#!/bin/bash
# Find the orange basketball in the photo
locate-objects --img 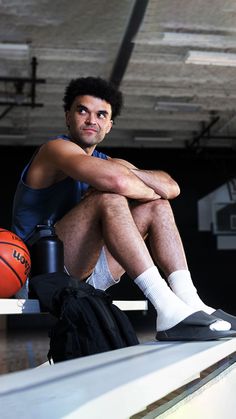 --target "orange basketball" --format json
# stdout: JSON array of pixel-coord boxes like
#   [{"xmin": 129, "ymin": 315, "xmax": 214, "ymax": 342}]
[{"xmin": 0, "ymin": 228, "xmax": 31, "ymax": 298}]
